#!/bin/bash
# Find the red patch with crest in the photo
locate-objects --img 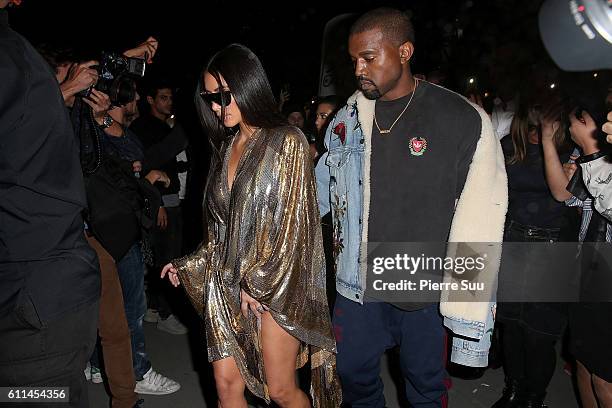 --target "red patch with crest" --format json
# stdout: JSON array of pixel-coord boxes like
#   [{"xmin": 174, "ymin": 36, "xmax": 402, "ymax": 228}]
[{"xmin": 409, "ymin": 137, "xmax": 427, "ymax": 156}]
